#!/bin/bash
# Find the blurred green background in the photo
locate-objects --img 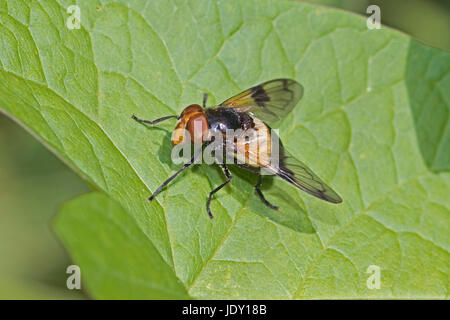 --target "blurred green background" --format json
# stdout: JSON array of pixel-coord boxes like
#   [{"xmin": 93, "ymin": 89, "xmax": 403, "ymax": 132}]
[
  {"xmin": 307, "ymin": 0, "xmax": 450, "ymax": 51},
  {"xmin": 0, "ymin": 0, "xmax": 449, "ymax": 299}
]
